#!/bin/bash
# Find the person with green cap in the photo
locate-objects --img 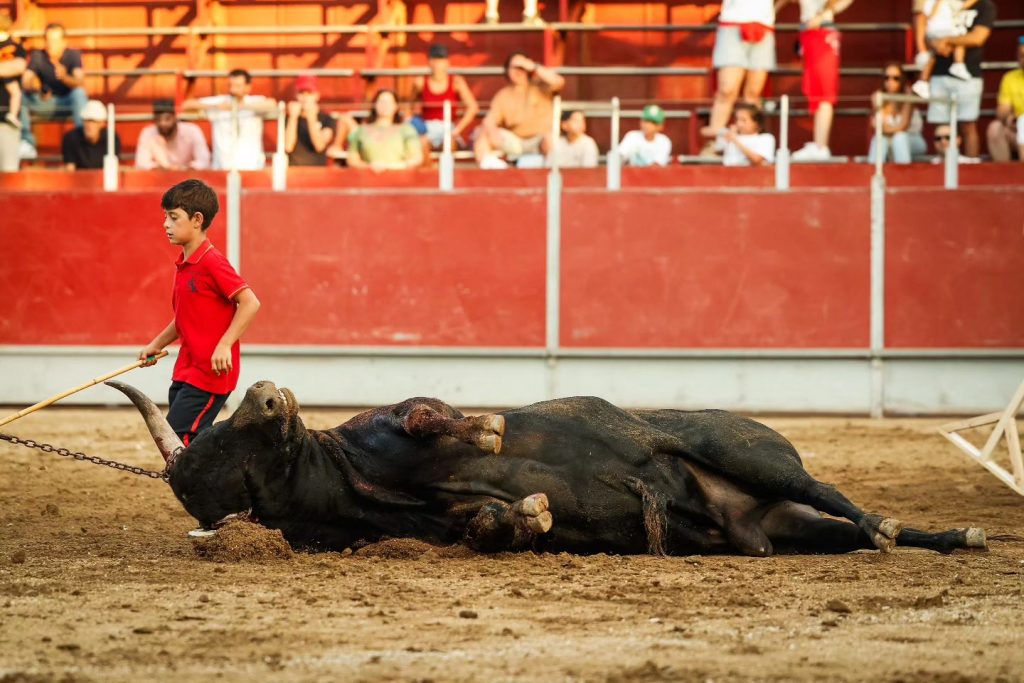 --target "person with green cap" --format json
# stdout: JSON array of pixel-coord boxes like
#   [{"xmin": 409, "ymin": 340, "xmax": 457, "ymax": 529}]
[{"xmin": 617, "ymin": 103, "xmax": 672, "ymax": 167}]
